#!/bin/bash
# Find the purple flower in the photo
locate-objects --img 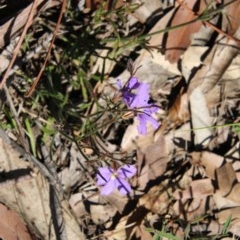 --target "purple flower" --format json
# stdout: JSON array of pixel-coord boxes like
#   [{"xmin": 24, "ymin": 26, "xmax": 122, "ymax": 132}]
[
  {"xmin": 96, "ymin": 165, "xmax": 137, "ymax": 195},
  {"xmin": 129, "ymin": 82, "xmax": 149, "ymax": 108},
  {"xmin": 117, "ymin": 77, "xmax": 160, "ymax": 135},
  {"xmin": 117, "ymin": 77, "xmax": 140, "ymax": 107},
  {"xmin": 129, "ymin": 82, "xmax": 159, "ymax": 135}
]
